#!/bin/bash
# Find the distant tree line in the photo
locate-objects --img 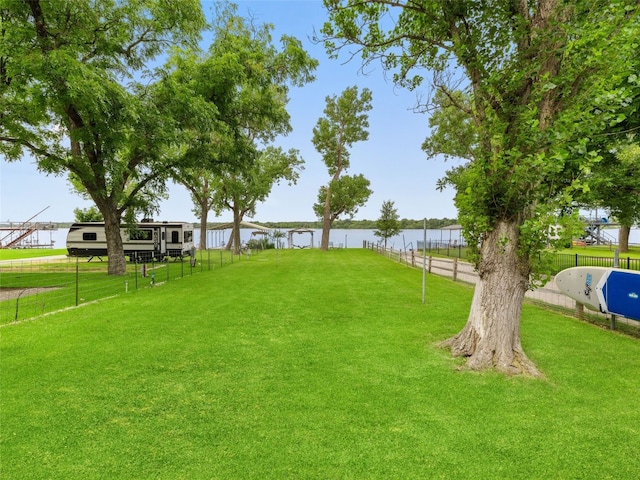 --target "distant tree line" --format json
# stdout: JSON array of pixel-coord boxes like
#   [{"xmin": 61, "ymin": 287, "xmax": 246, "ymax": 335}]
[
  {"xmin": 58, "ymin": 217, "xmax": 458, "ymax": 230},
  {"xmin": 231, "ymin": 218, "xmax": 458, "ymax": 230}
]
